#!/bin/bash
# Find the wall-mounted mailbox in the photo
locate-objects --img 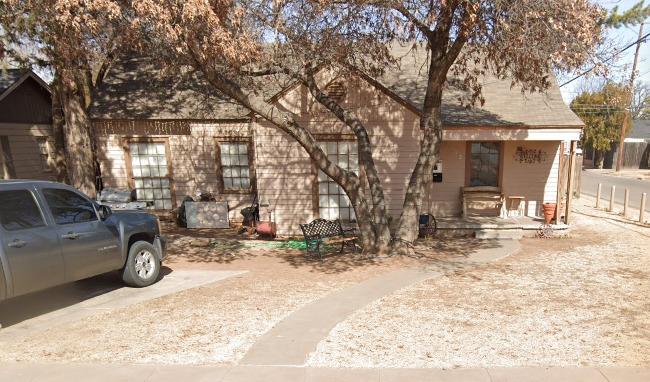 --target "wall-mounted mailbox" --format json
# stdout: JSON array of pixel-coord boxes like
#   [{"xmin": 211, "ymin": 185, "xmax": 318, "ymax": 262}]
[{"xmin": 432, "ymin": 161, "xmax": 443, "ymax": 183}]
